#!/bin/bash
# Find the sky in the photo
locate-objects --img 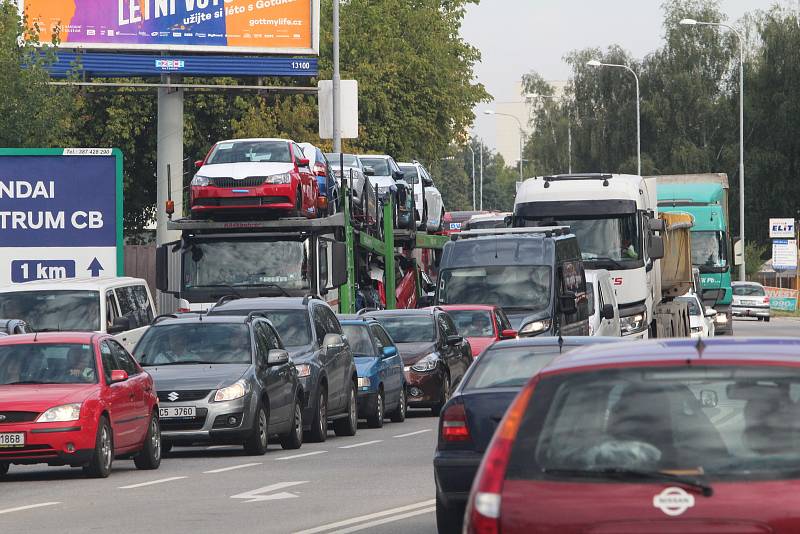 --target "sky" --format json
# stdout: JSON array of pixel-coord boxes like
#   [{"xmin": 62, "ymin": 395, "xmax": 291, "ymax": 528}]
[{"xmin": 462, "ymin": 0, "xmax": 781, "ymax": 149}]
